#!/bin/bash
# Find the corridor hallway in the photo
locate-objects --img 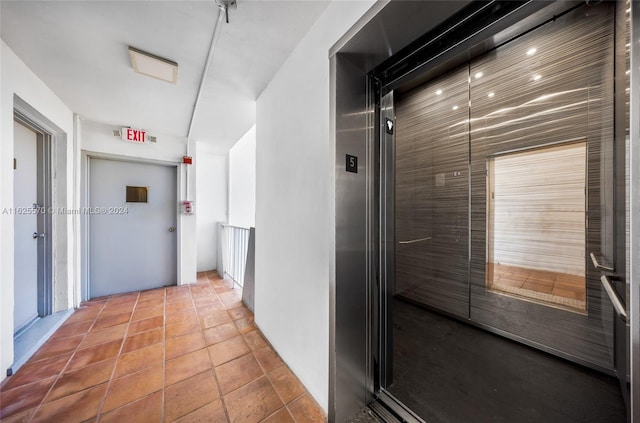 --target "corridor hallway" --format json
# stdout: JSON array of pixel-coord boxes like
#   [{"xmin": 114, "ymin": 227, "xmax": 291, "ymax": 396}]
[{"xmin": 0, "ymin": 272, "xmax": 325, "ymax": 423}]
